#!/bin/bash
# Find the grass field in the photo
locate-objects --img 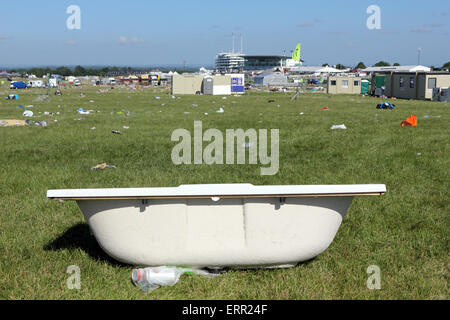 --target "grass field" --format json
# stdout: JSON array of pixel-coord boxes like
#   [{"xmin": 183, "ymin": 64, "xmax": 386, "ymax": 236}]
[{"xmin": 0, "ymin": 85, "xmax": 448, "ymax": 299}]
